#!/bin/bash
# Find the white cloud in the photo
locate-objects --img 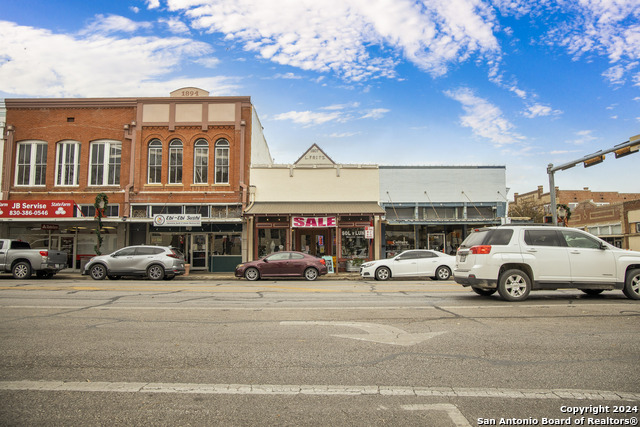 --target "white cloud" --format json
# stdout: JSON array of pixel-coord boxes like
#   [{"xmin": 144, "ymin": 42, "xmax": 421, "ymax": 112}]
[
  {"xmin": 542, "ymin": 0, "xmax": 640, "ymax": 85},
  {"xmin": 274, "ymin": 72, "xmax": 302, "ymax": 80},
  {"xmin": 360, "ymin": 108, "xmax": 389, "ymax": 119},
  {"xmin": 0, "ymin": 20, "xmax": 235, "ymax": 97},
  {"xmin": 146, "ymin": 0, "xmax": 161, "ymax": 9},
  {"xmin": 273, "ymin": 110, "xmax": 343, "ymax": 126},
  {"xmin": 159, "ymin": 17, "xmax": 191, "ymax": 34},
  {"xmin": 80, "ymin": 14, "xmax": 152, "ymax": 35},
  {"xmin": 523, "ymin": 103, "xmax": 562, "ymax": 118},
  {"xmin": 567, "ymin": 130, "xmax": 597, "ymax": 145},
  {"xmin": 326, "ymin": 131, "xmax": 361, "ymax": 138},
  {"xmin": 444, "ymin": 87, "xmax": 525, "ymax": 146},
  {"xmin": 168, "ymin": 0, "xmax": 500, "ymax": 81},
  {"xmin": 273, "ymin": 102, "xmax": 387, "ymax": 126}
]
